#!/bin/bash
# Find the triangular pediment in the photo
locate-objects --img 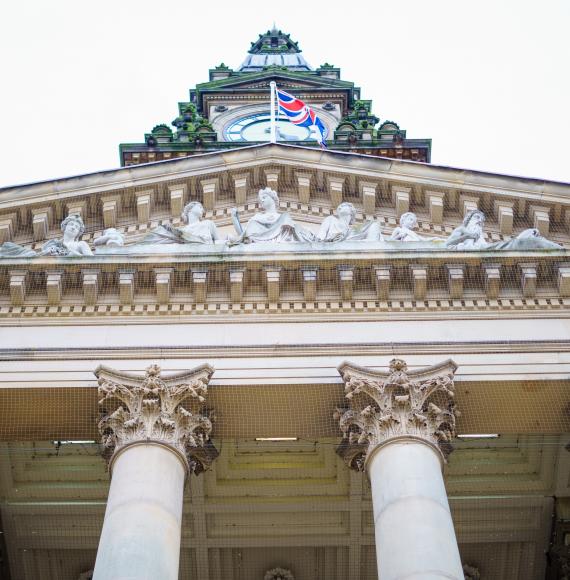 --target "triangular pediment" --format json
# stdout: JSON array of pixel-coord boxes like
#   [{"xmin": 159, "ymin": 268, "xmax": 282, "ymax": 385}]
[
  {"xmin": 1, "ymin": 143, "xmax": 569, "ymax": 252},
  {"xmin": 1, "ymin": 144, "xmax": 570, "ymax": 321},
  {"xmin": 197, "ymin": 71, "xmax": 354, "ymax": 94}
]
